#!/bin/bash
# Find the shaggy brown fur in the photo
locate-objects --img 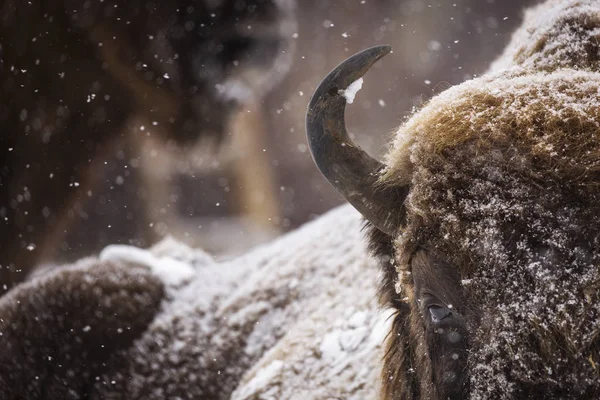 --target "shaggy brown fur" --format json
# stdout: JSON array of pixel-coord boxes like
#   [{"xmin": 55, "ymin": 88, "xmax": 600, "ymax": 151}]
[
  {"xmin": 0, "ymin": 258, "xmax": 164, "ymax": 398},
  {"xmin": 0, "ymin": 0, "xmax": 293, "ymax": 293},
  {"xmin": 378, "ymin": 73, "xmax": 600, "ymax": 398},
  {"xmin": 369, "ymin": 1, "xmax": 600, "ymax": 398}
]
